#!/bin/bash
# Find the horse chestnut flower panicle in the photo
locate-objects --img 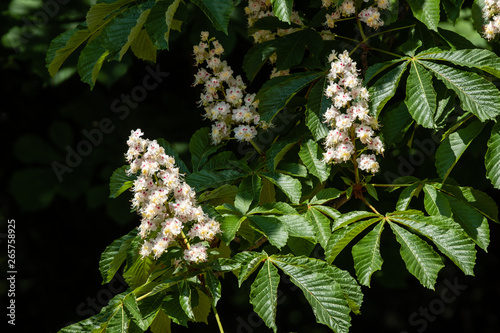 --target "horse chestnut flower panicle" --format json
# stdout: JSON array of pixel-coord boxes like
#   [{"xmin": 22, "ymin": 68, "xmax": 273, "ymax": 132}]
[
  {"xmin": 125, "ymin": 129, "xmax": 221, "ymax": 263},
  {"xmin": 192, "ymin": 32, "xmax": 261, "ymax": 145},
  {"xmin": 322, "ymin": 50, "xmax": 384, "ymax": 174}
]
